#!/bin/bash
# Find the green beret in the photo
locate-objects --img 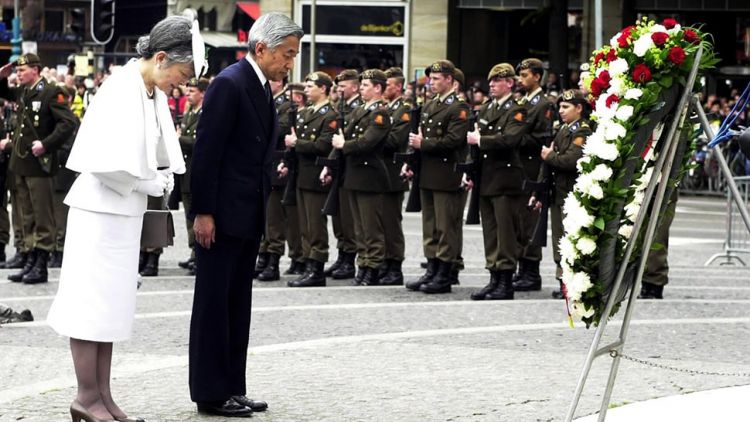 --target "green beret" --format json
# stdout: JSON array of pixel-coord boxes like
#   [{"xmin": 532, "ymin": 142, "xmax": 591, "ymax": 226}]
[
  {"xmin": 15, "ymin": 53, "xmax": 41, "ymax": 68},
  {"xmin": 334, "ymin": 69, "xmax": 359, "ymax": 83},
  {"xmin": 487, "ymin": 63, "xmax": 515, "ymax": 80},
  {"xmin": 359, "ymin": 69, "xmax": 387, "ymax": 84},
  {"xmin": 306, "ymin": 71, "xmax": 333, "ymax": 87},
  {"xmin": 384, "ymin": 67, "xmax": 404, "ymax": 79},
  {"xmin": 425, "ymin": 59, "xmax": 455, "ymax": 77}
]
